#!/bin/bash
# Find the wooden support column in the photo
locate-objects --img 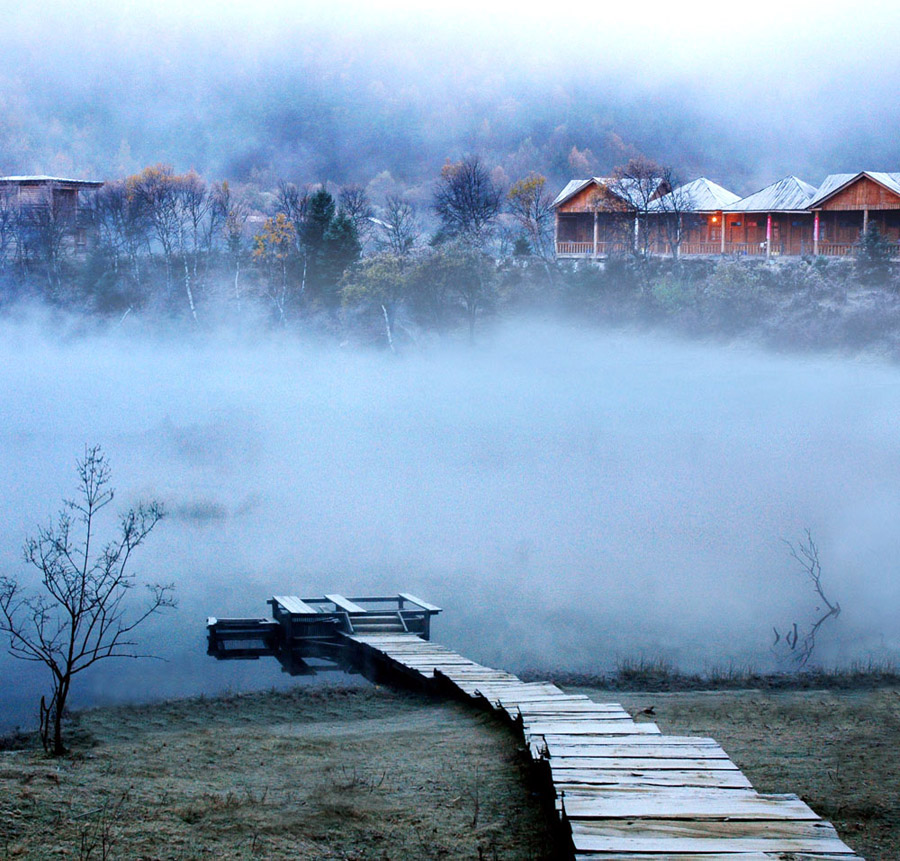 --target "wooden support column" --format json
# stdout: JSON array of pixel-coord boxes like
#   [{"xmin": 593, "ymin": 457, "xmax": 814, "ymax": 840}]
[
  {"xmin": 813, "ymin": 211, "xmax": 819, "ymax": 256},
  {"xmin": 766, "ymin": 213, "xmax": 772, "ymax": 262},
  {"xmin": 633, "ymin": 214, "xmax": 639, "ymax": 253},
  {"xmin": 720, "ymin": 213, "xmax": 726, "ymax": 254},
  {"xmin": 863, "ymin": 207, "xmax": 869, "ymax": 237},
  {"xmin": 593, "ymin": 211, "xmax": 599, "ymax": 257}
]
